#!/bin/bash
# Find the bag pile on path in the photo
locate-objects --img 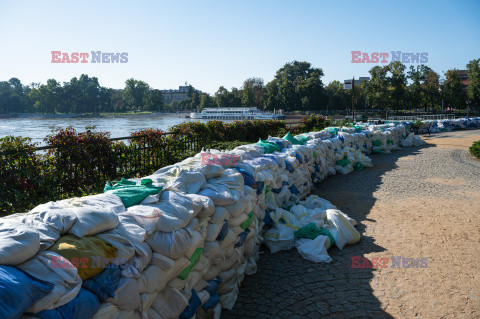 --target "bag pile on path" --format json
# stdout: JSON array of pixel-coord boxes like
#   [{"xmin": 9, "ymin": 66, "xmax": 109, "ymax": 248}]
[{"xmin": 0, "ymin": 122, "xmax": 428, "ymax": 318}]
